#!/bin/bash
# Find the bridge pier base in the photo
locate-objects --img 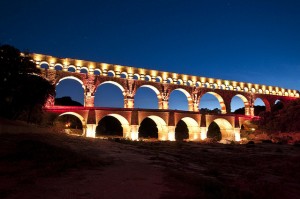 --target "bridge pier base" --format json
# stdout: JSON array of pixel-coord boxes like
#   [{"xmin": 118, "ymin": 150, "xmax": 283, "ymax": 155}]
[
  {"xmin": 167, "ymin": 126, "xmax": 176, "ymax": 141},
  {"xmin": 86, "ymin": 124, "xmax": 96, "ymax": 138},
  {"xmin": 200, "ymin": 127, "xmax": 207, "ymax": 140},
  {"xmin": 234, "ymin": 128, "xmax": 241, "ymax": 141},
  {"xmin": 189, "ymin": 126, "xmax": 201, "ymax": 141},
  {"xmin": 128, "ymin": 125, "xmax": 139, "ymax": 140}
]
